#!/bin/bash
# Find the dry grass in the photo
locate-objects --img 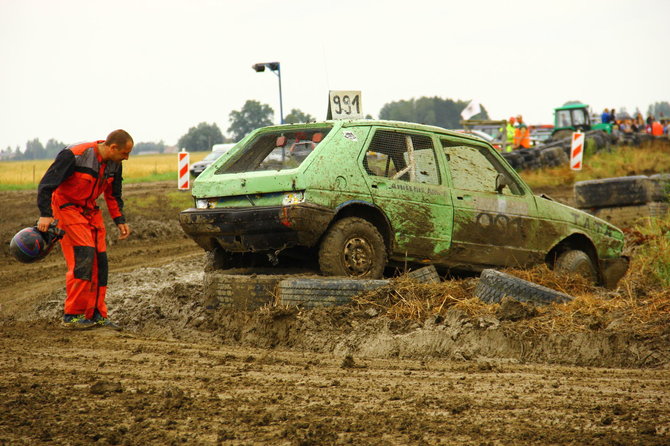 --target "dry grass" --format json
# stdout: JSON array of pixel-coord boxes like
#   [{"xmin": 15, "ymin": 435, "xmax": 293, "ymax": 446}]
[
  {"xmin": 353, "ymin": 256, "xmax": 670, "ymax": 338},
  {"xmin": 522, "ymin": 140, "xmax": 670, "ymax": 189},
  {"xmin": 353, "ymin": 275, "xmax": 484, "ymax": 321}
]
